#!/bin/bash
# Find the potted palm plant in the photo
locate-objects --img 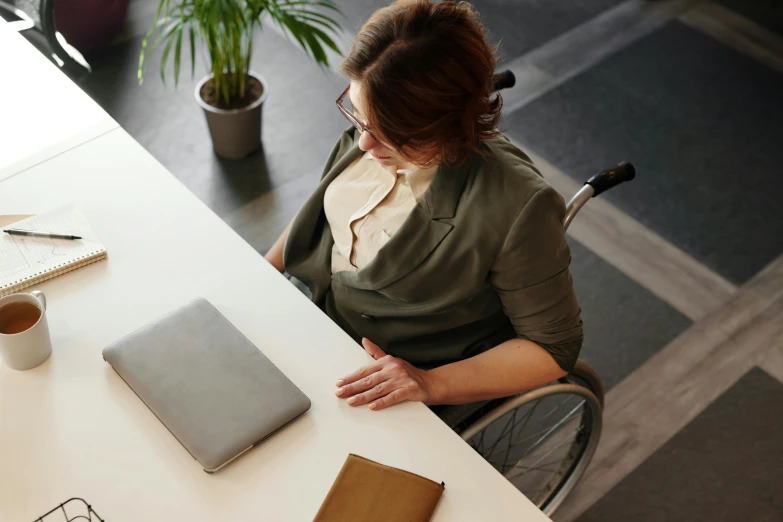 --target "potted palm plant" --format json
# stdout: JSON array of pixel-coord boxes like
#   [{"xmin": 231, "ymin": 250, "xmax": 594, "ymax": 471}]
[{"xmin": 138, "ymin": 0, "xmax": 342, "ymax": 159}]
